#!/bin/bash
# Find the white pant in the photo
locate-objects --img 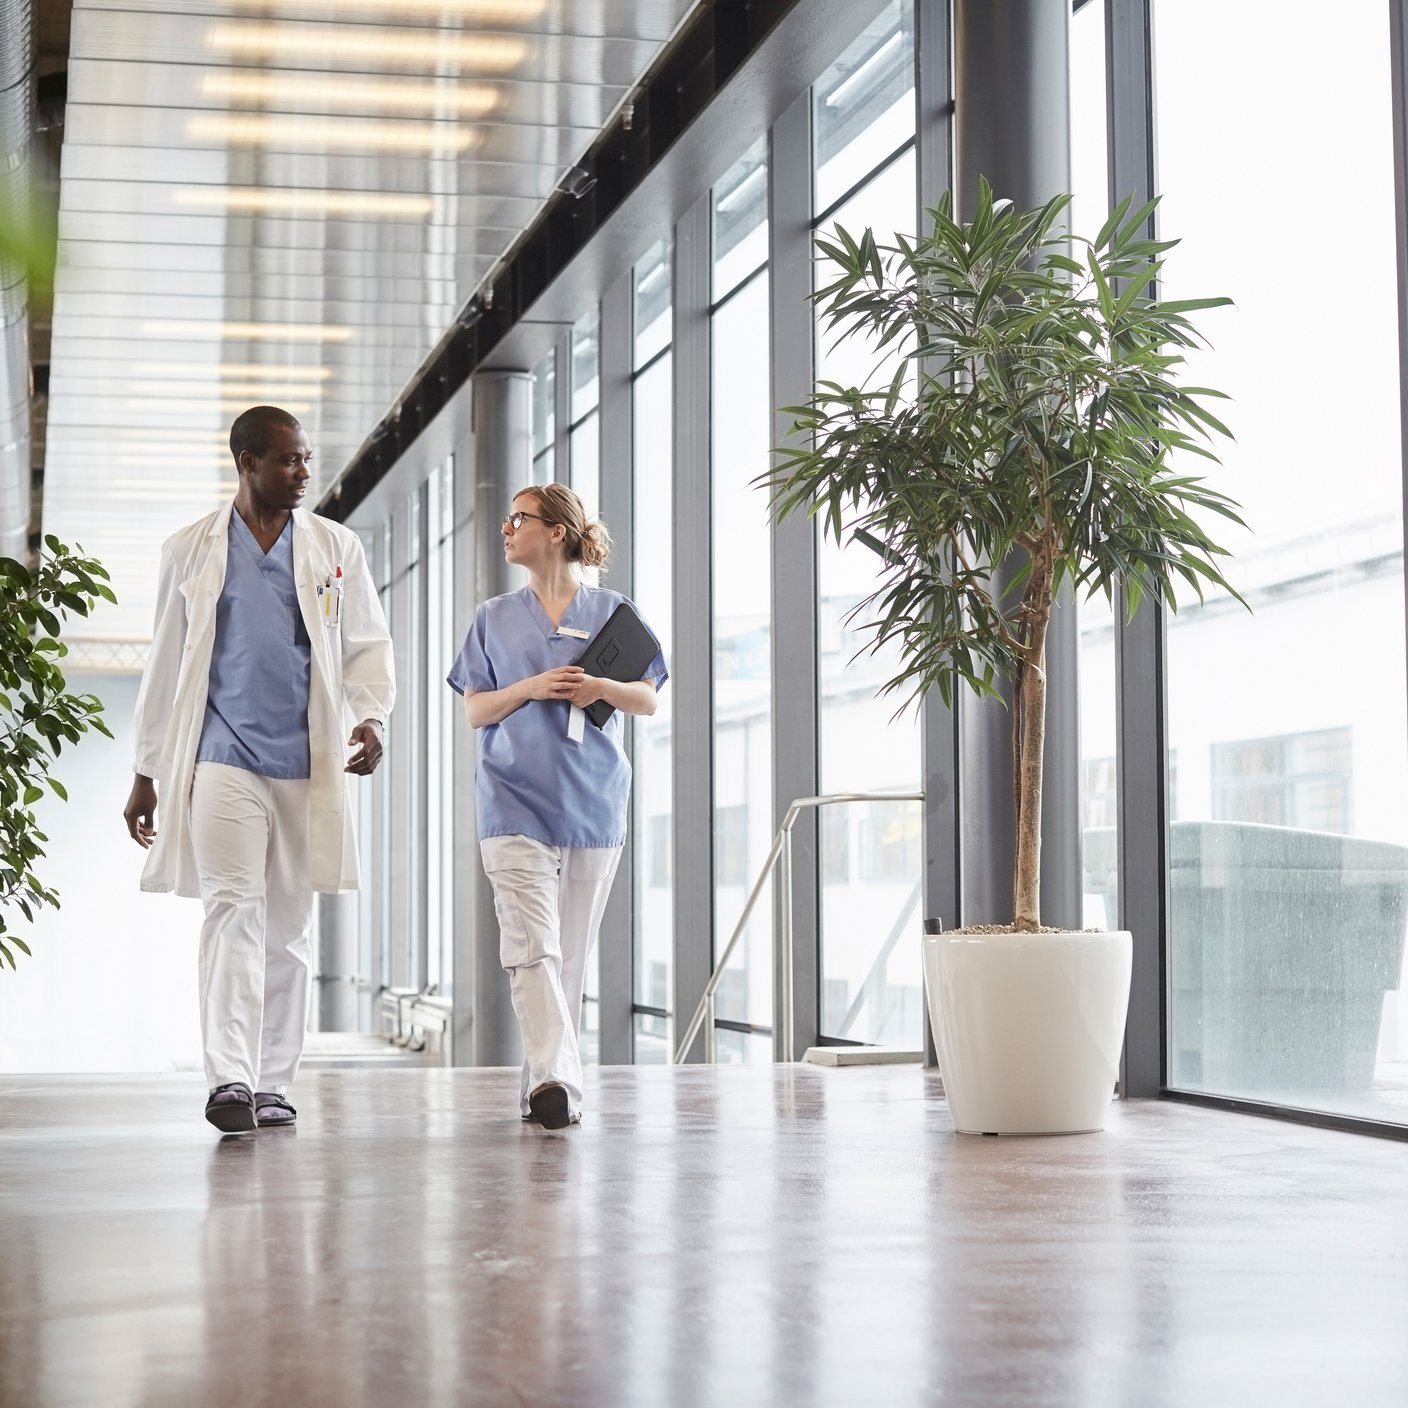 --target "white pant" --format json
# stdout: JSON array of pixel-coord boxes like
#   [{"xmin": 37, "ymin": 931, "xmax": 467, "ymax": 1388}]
[
  {"xmin": 480, "ymin": 836, "xmax": 622, "ymax": 1118},
  {"xmin": 190, "ymin": 762, "xmax": 315, "ymax": 1094}
]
